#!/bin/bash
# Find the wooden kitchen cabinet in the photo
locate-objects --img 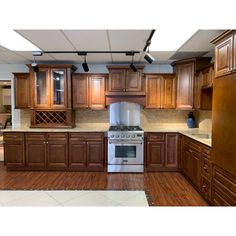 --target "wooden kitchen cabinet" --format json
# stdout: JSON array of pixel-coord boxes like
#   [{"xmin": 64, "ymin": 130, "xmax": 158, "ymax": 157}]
[
  {"xmin": 3, "ymin": 133, "xmax": 25, "ymax": 167},
  {"xmin": 69, "ymin": 133, "xmax": 105, "ymax": 171},
  {"xmin": 194, "ymin": 71, "xmax": 202, "ymax": 109},
  {"xmin": 145, "ymin": 74, "xmax": 176, "ymax": 109},
  {"xmin": 13, "ymin": 73, "xmax": 30, "ymax": 109},
  {"xmin": 146, "ymin": 133, "xmax": 178, "ymax": 171},
  {"xmin": 47, "ymin": 133, "xmax": 68, "ymax": 168},
  {"xmin": 107, "ymin": 67, "xmax": 143, "ymax": 93},
  {"xmin": 72, "ymin": 74, "xmax": 106, "ymax": 110},
  {"xmin": 172, "ymin": 58, "xmax": 211, "ymax": 109},
  {"xmin": 145, "ymin": 75, "xmax": 162, "ymax": 108},
  {"xmin": 89, "ymin": 75, "xmax": 105, "ymax": 109},
  {"xmin": 175, "ymin": 62, "xmax": 194, "ymax": 109}
]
